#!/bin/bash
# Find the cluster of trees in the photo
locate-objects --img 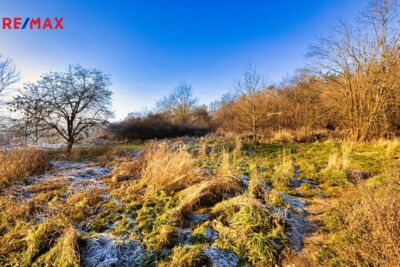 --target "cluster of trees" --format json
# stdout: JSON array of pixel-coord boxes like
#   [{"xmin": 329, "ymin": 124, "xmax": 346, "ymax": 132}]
[
  {"xmin": 213, "ymin": 0, "xmax": 400, "ymax": 141},
  {"xmin": 109, "ymin": 83, "xmax": 211, "ymax": 140}
]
